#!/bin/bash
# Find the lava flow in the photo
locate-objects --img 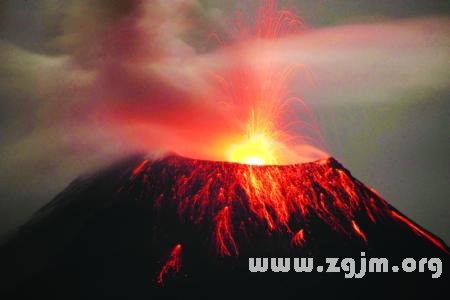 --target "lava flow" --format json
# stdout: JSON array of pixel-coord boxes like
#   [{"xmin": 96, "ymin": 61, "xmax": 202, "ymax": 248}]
[
  {"xmin": 156, "ymin": 244, "xmax": 182, "ymax": 286},
  {"xmin": 1, "ymin": 153, "xmax": 447, "ymax": 298},
  {"xmin": 1, "ymin": 1, "xmax": 447, "ymax": 298},
  {"xmin": 122, "ymin": 154, "xmax": 449, "ymax": 285},
  {"xmin": 107, "ymin": 1, "xmax": 449, "ymax": 289}
]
